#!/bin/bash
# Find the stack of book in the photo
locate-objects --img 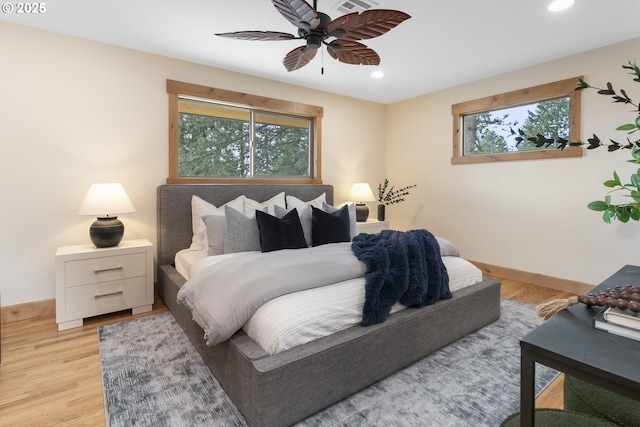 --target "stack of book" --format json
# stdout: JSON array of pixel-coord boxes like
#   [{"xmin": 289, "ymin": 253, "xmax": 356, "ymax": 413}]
[{"xmin": 594, "ymin": 306, "xmax": 640, "ymax": 341}]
